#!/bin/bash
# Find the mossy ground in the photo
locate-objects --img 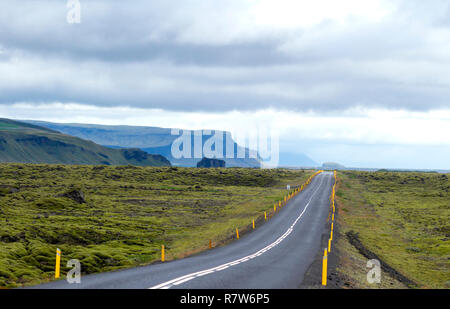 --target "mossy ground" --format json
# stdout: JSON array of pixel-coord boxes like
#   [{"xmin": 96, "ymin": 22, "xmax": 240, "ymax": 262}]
[
  {"xmin": 0, "ymin": 163, "xmax": 313, "ymax": 288},
  {"xmin": 335, "ymin": 171, "xmax": 450, "ymax": 289}
]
